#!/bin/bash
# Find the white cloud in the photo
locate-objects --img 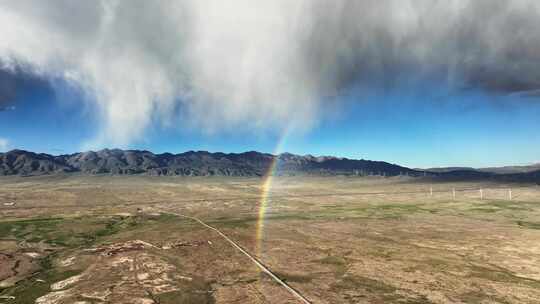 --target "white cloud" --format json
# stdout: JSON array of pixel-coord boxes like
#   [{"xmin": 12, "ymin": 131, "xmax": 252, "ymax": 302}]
[
  {"xmin": 0, "ymin": 1, "xmax": 539, "ymax": 148},
  {"xmin": 0, "ymin": 138, "xmax": 9, "ymax": 151}
]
